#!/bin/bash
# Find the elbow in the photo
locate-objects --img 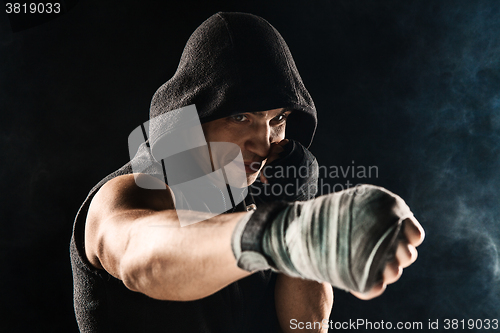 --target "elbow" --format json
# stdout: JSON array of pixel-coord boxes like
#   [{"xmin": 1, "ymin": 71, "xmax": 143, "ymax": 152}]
[
  {"xmin": 119, "ymin": 251, "xmax": 155, "ymax": 294},
  {"xmin": 119, "ymin": 248, "xmax": 171, "ymax": 296},
  {"xmin": 119, "ymin": 251, "xmax": 204, "ymax": 301}
]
